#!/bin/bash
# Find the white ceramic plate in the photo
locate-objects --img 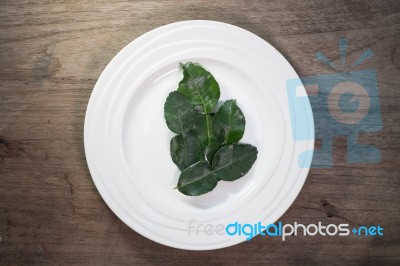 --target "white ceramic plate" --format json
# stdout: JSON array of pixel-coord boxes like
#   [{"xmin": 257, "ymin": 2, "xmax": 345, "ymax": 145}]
[{"xmin": 84, "ymin": 20, "xmax": 314, "ymax": 250}]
